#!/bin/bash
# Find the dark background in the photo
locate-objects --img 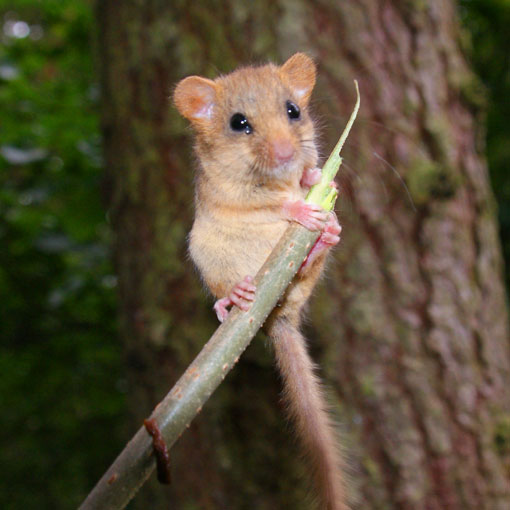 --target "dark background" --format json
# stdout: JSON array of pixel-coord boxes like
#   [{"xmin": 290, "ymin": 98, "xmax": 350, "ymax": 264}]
[{"xmin": 1, "ymin": 0, "xmax": 509, "ymax": 508}]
